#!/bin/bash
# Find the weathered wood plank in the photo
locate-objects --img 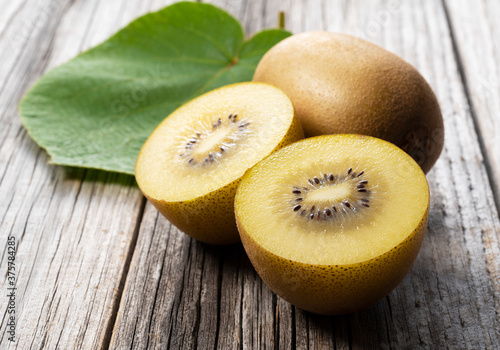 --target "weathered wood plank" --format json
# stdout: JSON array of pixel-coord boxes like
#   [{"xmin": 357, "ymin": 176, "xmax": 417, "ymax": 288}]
[
  {"xmin": 0, "ymin": 0, "xmax": 155, "ymax": 348},
  {"xmin": 443, "ymin": 0, "xmax": 500, "ymax": 208}
]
